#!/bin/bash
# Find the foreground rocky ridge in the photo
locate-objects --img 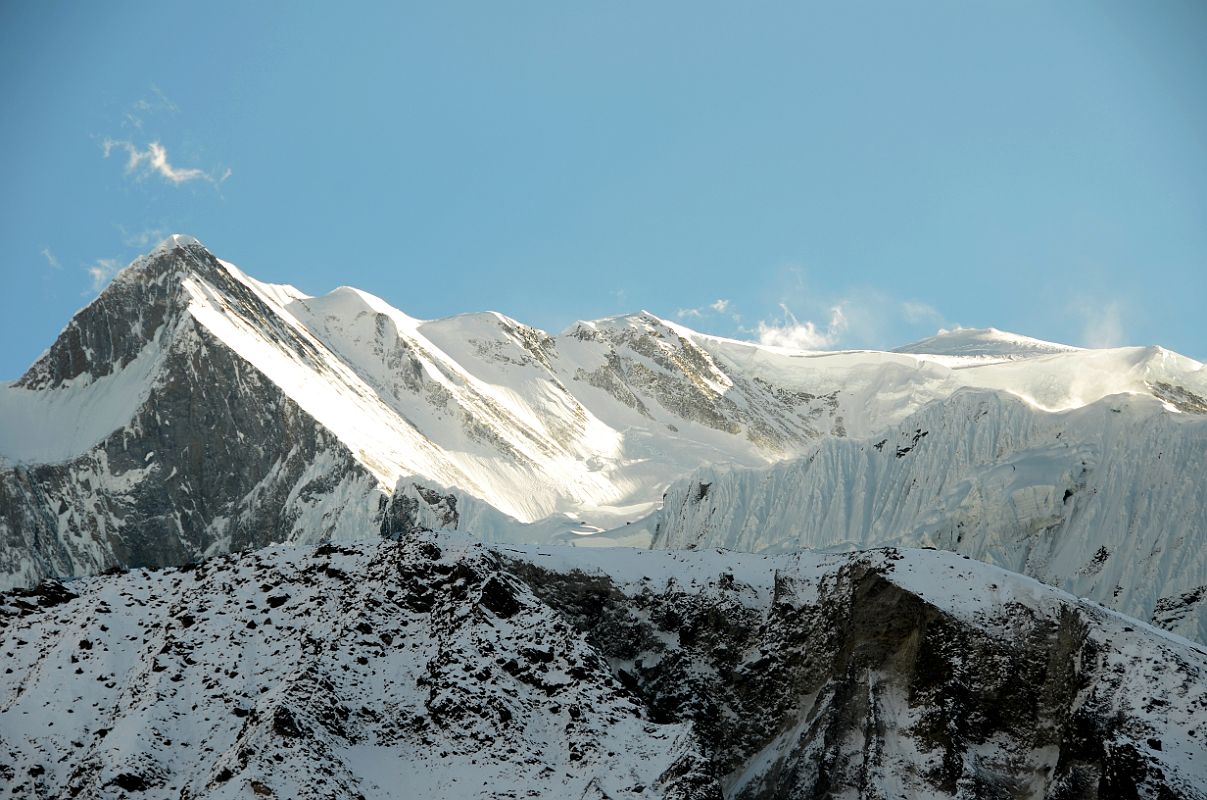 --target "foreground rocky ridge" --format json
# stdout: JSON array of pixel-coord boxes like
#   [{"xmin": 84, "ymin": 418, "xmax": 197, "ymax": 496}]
[{"xmin": 2, "ymin": 534, "xmax": 1203, "ymax": 799}]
